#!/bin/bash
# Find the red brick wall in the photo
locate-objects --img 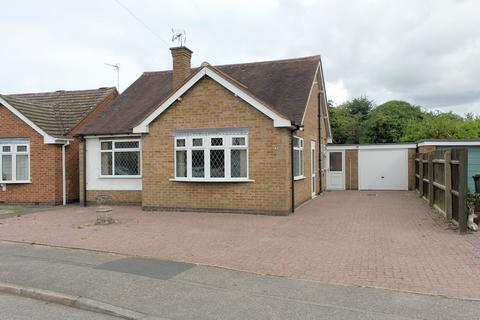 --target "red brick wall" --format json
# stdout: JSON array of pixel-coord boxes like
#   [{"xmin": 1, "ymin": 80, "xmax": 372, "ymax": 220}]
[{"xmin": 0, "ymin": 104, "xmax": 62, "ymax": 204}]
